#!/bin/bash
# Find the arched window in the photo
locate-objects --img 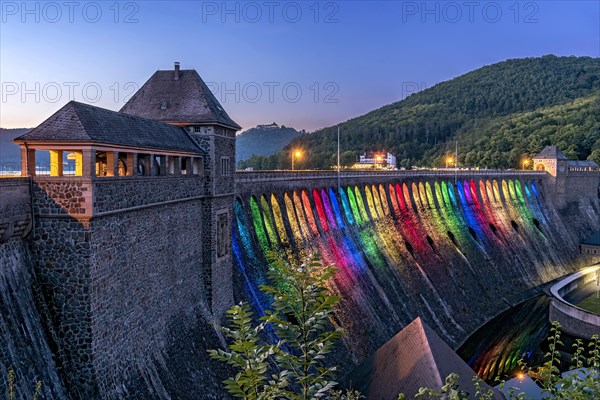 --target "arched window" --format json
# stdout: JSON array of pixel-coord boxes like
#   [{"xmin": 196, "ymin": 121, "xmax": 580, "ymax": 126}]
[
  {"xmin": 137, "ymin": 159, "xmax": 146, "ymax": 176},
  {"xmin": 535, "ymin": 163, "xmax": 545, "ymax": 171},
  {"xmin": 95, "ymin": 152, "xmax": 107, "ymax": 176},
  {"xmin": 118, "ymin": 157, "xmax": 127, "ymax": 176}
]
